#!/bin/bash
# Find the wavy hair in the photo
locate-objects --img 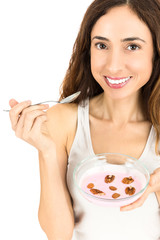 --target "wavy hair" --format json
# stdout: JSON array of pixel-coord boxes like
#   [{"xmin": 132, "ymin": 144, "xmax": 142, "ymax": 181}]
[{"xmin": 59, "ymin": 0, "xmax": 160, "ymax": 154}]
